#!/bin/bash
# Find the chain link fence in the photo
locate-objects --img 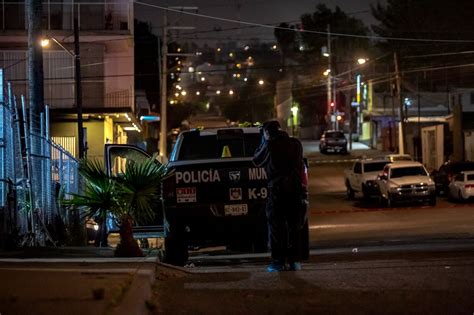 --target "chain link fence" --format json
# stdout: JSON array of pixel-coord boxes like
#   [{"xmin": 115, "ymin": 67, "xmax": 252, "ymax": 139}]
[{"xmin": 0, "ymin": 68, "xmax": 81, "ymax": 247}]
